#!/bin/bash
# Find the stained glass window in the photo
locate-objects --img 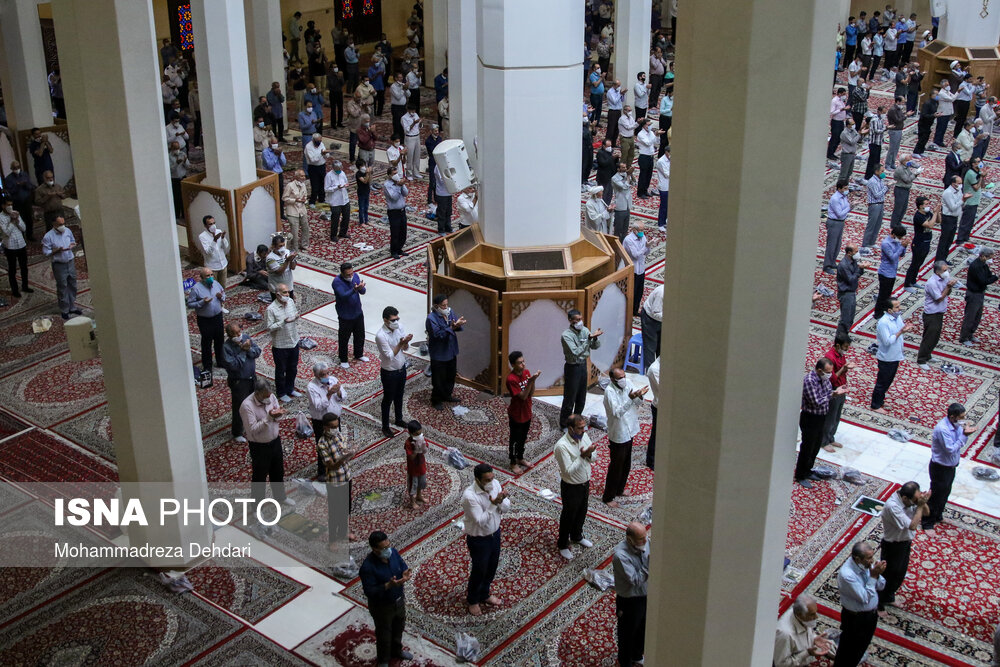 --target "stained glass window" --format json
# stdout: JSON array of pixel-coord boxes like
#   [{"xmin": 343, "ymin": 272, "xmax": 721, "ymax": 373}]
[
  {"xmin": 343, "ymin": 0, "xmax": 354, "ymax": 19},
  {"xmin": 363, "ymin": 0, "xmax": 374, "ymax": 16},
  {"xmin": 178, "ymin": 4, "xmax": 193, "ymax": 50}
]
